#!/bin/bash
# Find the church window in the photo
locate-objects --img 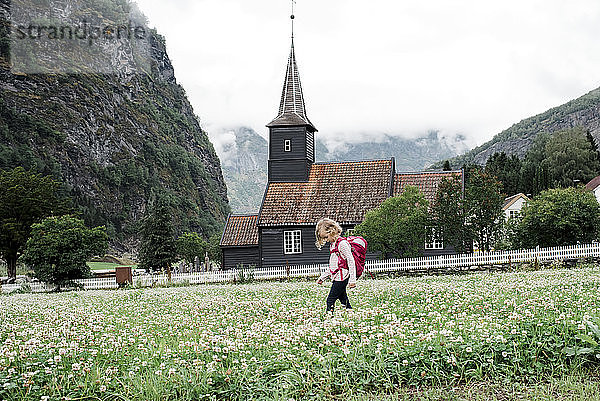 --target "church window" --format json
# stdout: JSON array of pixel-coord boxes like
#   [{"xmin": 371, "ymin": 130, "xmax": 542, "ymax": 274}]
[{"xmin": 284, "ymin": 230, "xmax": 302, "ymax": 254}]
